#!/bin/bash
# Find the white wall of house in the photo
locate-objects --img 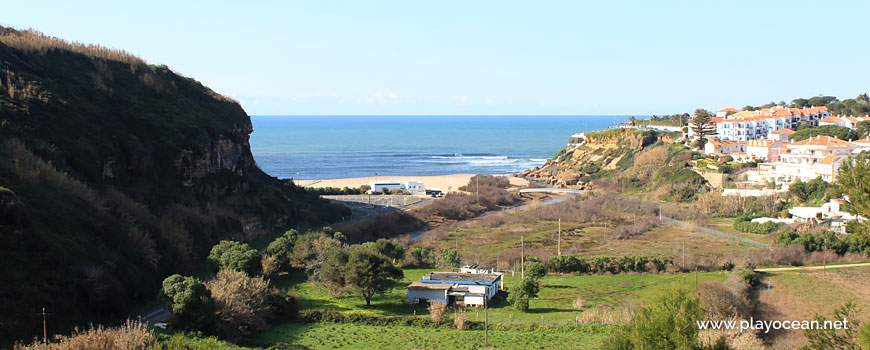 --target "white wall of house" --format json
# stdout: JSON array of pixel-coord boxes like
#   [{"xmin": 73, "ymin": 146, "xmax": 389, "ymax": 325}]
[{"xmin": 406, "ymin": 289, "xmax": 448, "ymax": 304}]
